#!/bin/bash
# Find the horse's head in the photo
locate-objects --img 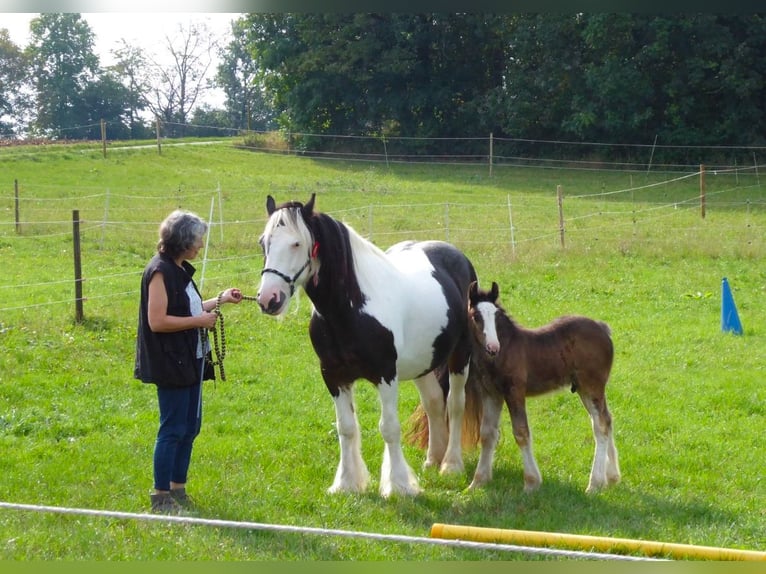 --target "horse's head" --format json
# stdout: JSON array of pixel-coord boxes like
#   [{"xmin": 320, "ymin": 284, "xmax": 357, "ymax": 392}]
[
  {"xmin": 256, "ymin": 193, "xmax": 318, "ymax": 315},
  {"xmin": 468, "ymin": 280, "xmax": 501, "ymax": 356}
]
